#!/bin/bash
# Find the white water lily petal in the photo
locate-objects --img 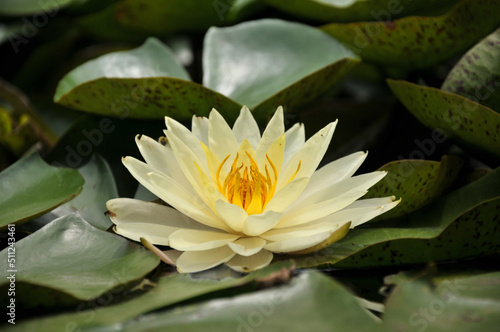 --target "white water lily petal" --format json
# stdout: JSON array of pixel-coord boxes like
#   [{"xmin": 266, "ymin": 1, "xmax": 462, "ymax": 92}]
[
  {"xmin": 146, "ymin": 172, "xmax": 229, "ymax": 231},
  {"xmin": 264, "ymin": 230, "xmax": 333, "ymax": 253},
  {"xmin": 176, "ymin": 246, "xmax": 236, "ymax": 273},
  {"xmin": 260, "ymin": 221, "xmax": 342, "ymax": 242},
  {"xmin": 256, "ymin": 106, "xmax": 284, "ymax": 165},
  {"xmin": 192, "ymin": 115, "xmax": 209, "ymax": 146},
  {"xmin": 208, "ymin": 109, "xmax": 239, "ymax": 161},
  {"xmin": 295, "ymin": 171, "xmax": 387, "ymax": 208},
  {"xmin": 227, "ymin": 237, "xmax": 267, "ymax": 256},
  {"xmin": 107, "ymin": 198, "xmax": 212, "ymax": 245},
  {"xmin": 232, "ymin": 106, "xmax": 261, "ymax": 148},
  {"xmin": 242, "ymin": 210, "xmax": 282, "ymax": 236},
  {"xmin": 165, "ymin": 117, "xmax": 207, "ymax": 168},
  {"xmin": 226, "ymin": 250, "xmax": 273, "ymax": 273},
  {"xmin": 284, "ymin": 123, "xmax": 305, "ymax": 164},
  {"xmin": 135, "ymin": 135, "xmax": 192, "ymax": 189},
  {"xmin": 264, "ymin": 177, "xmax": 309, "ymax": 213},
  {"xmin": 300, "ymin": 151, "xmax": 368, "ymax": 201},
  {"xmin": 327, "ymin": 196, "xmax": 401, "ymax": 228},
  {"xmin": 169, "ymin": 229, "xmax": 240, "ymax": 251},
  {"xmin": 278, "ymin": 190, "xmax": 369, "ymax": 228},
  {"xmin": 215, "ymin": 199, "xmax": 248, "ymax": 233}
]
